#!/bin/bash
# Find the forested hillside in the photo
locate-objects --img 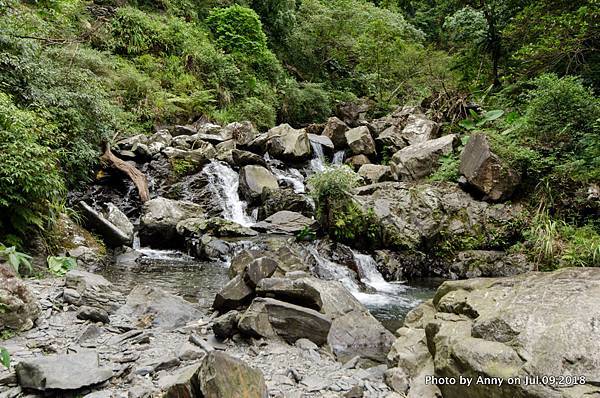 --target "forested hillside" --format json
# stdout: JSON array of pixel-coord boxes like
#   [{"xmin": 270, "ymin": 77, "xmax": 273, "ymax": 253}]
[{"xmin": 1, "ymin": 0, "xmax": 598, "ymax": 261}]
